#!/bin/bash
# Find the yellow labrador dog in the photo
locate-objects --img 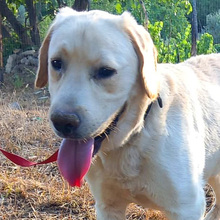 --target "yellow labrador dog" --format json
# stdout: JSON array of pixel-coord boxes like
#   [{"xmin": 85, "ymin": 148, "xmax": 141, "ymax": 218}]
[{"xmin": 35, "ymin": 7, "xmax": 220, "ymax": 220}]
